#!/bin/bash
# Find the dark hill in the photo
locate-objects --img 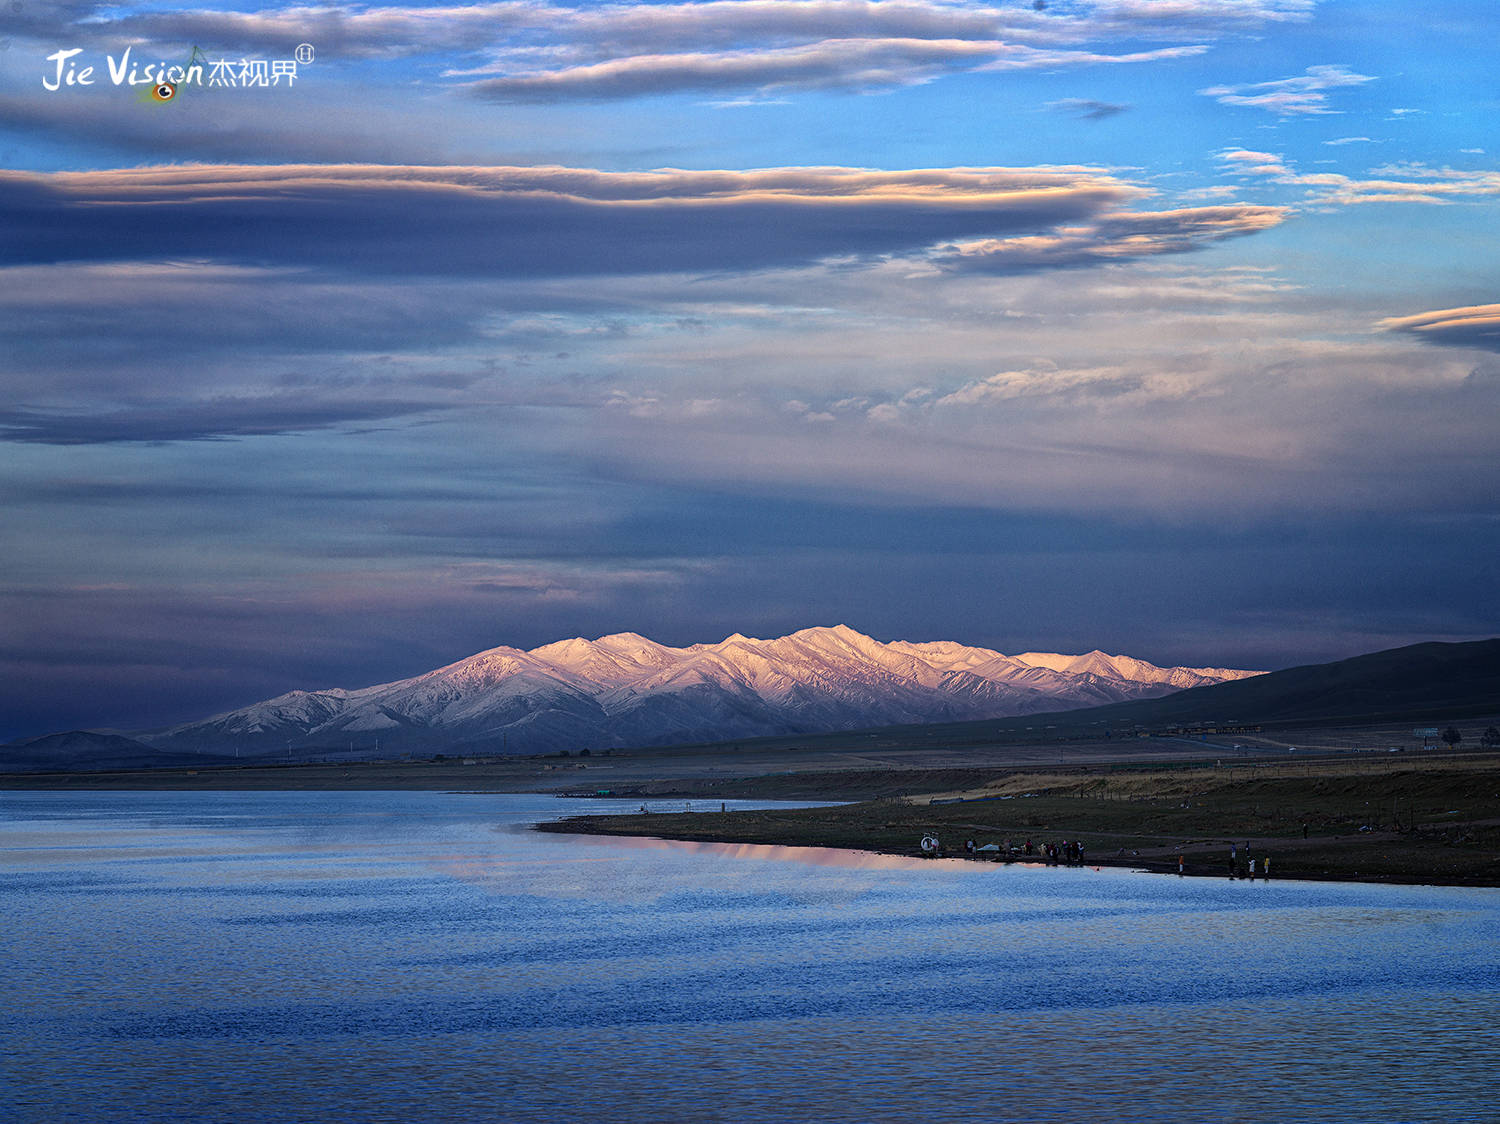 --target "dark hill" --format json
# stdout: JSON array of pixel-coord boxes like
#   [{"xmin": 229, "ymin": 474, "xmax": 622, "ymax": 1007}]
[
  {"xmin": 0, "ymin": 730, "xmax": 230, "ymax": 774},
  {"xmin": 863, "ymin": 636, "xmax": 1500, "ymax": 745}
]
